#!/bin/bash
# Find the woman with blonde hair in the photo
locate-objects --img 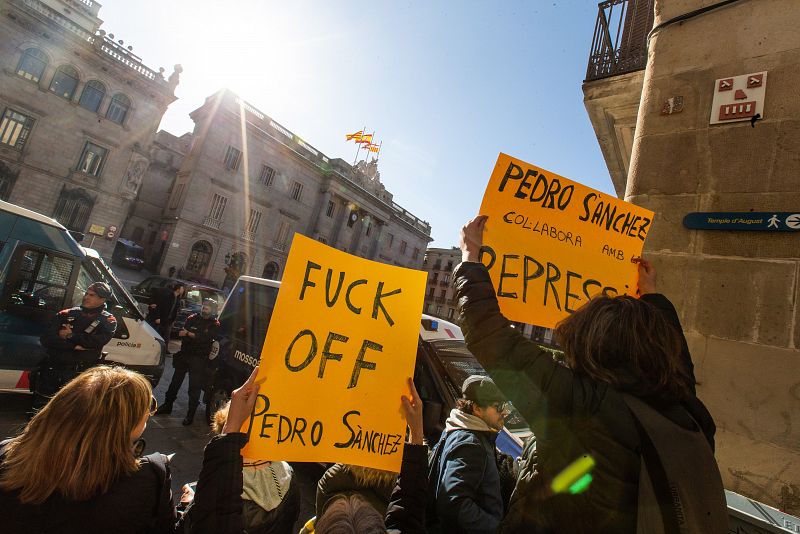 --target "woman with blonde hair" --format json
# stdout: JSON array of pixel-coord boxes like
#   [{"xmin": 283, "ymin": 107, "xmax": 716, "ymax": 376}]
[{"xmin": 0, "ymin": 365, "xmax": 262, "ymax": 533}]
